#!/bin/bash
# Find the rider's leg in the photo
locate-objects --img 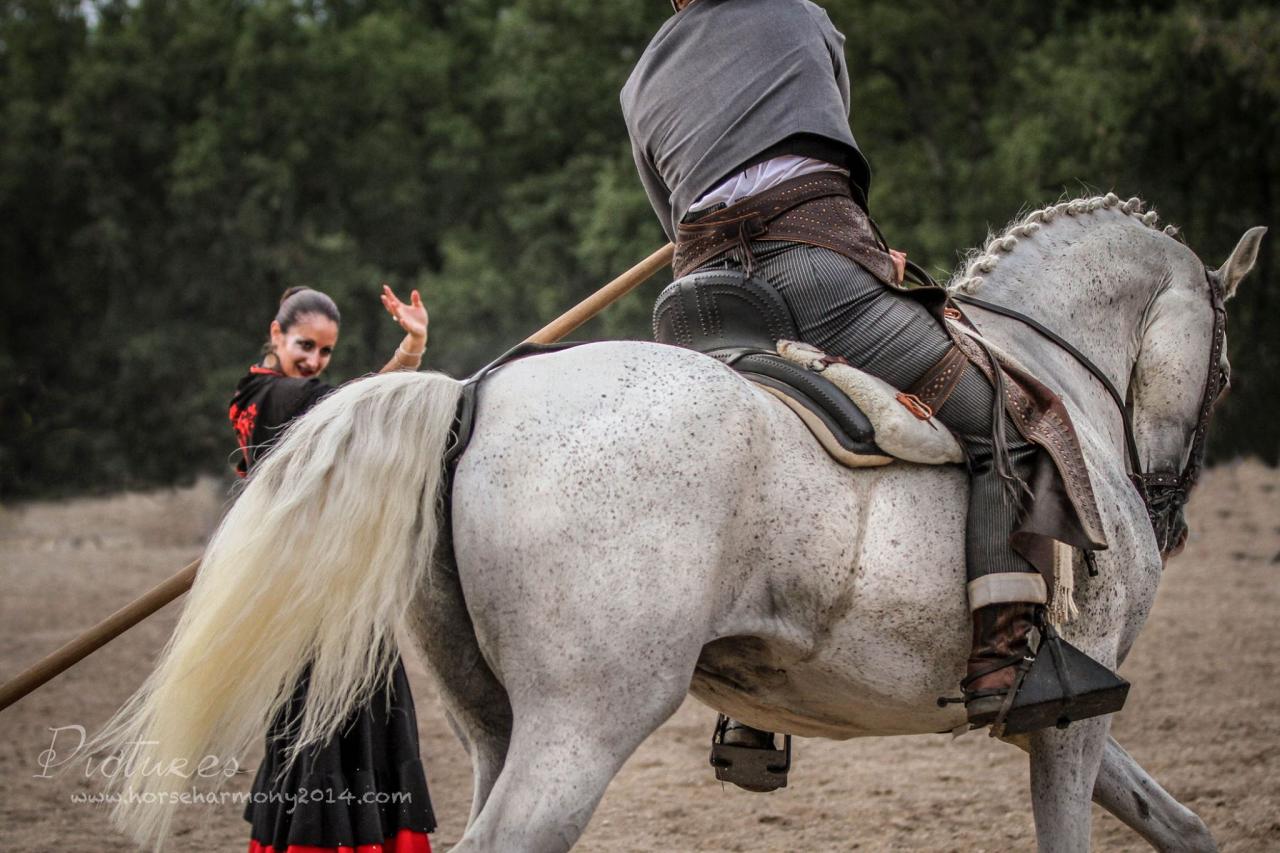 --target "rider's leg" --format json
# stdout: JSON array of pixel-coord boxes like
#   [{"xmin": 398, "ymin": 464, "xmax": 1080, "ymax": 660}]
[
  {"xmin": 709, "ymin": 242, "xmax": 1047, "ymax": 726},
  {"xmin": 934, "ymin": 375, "xmax": 1045, "ymax": 725}
]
